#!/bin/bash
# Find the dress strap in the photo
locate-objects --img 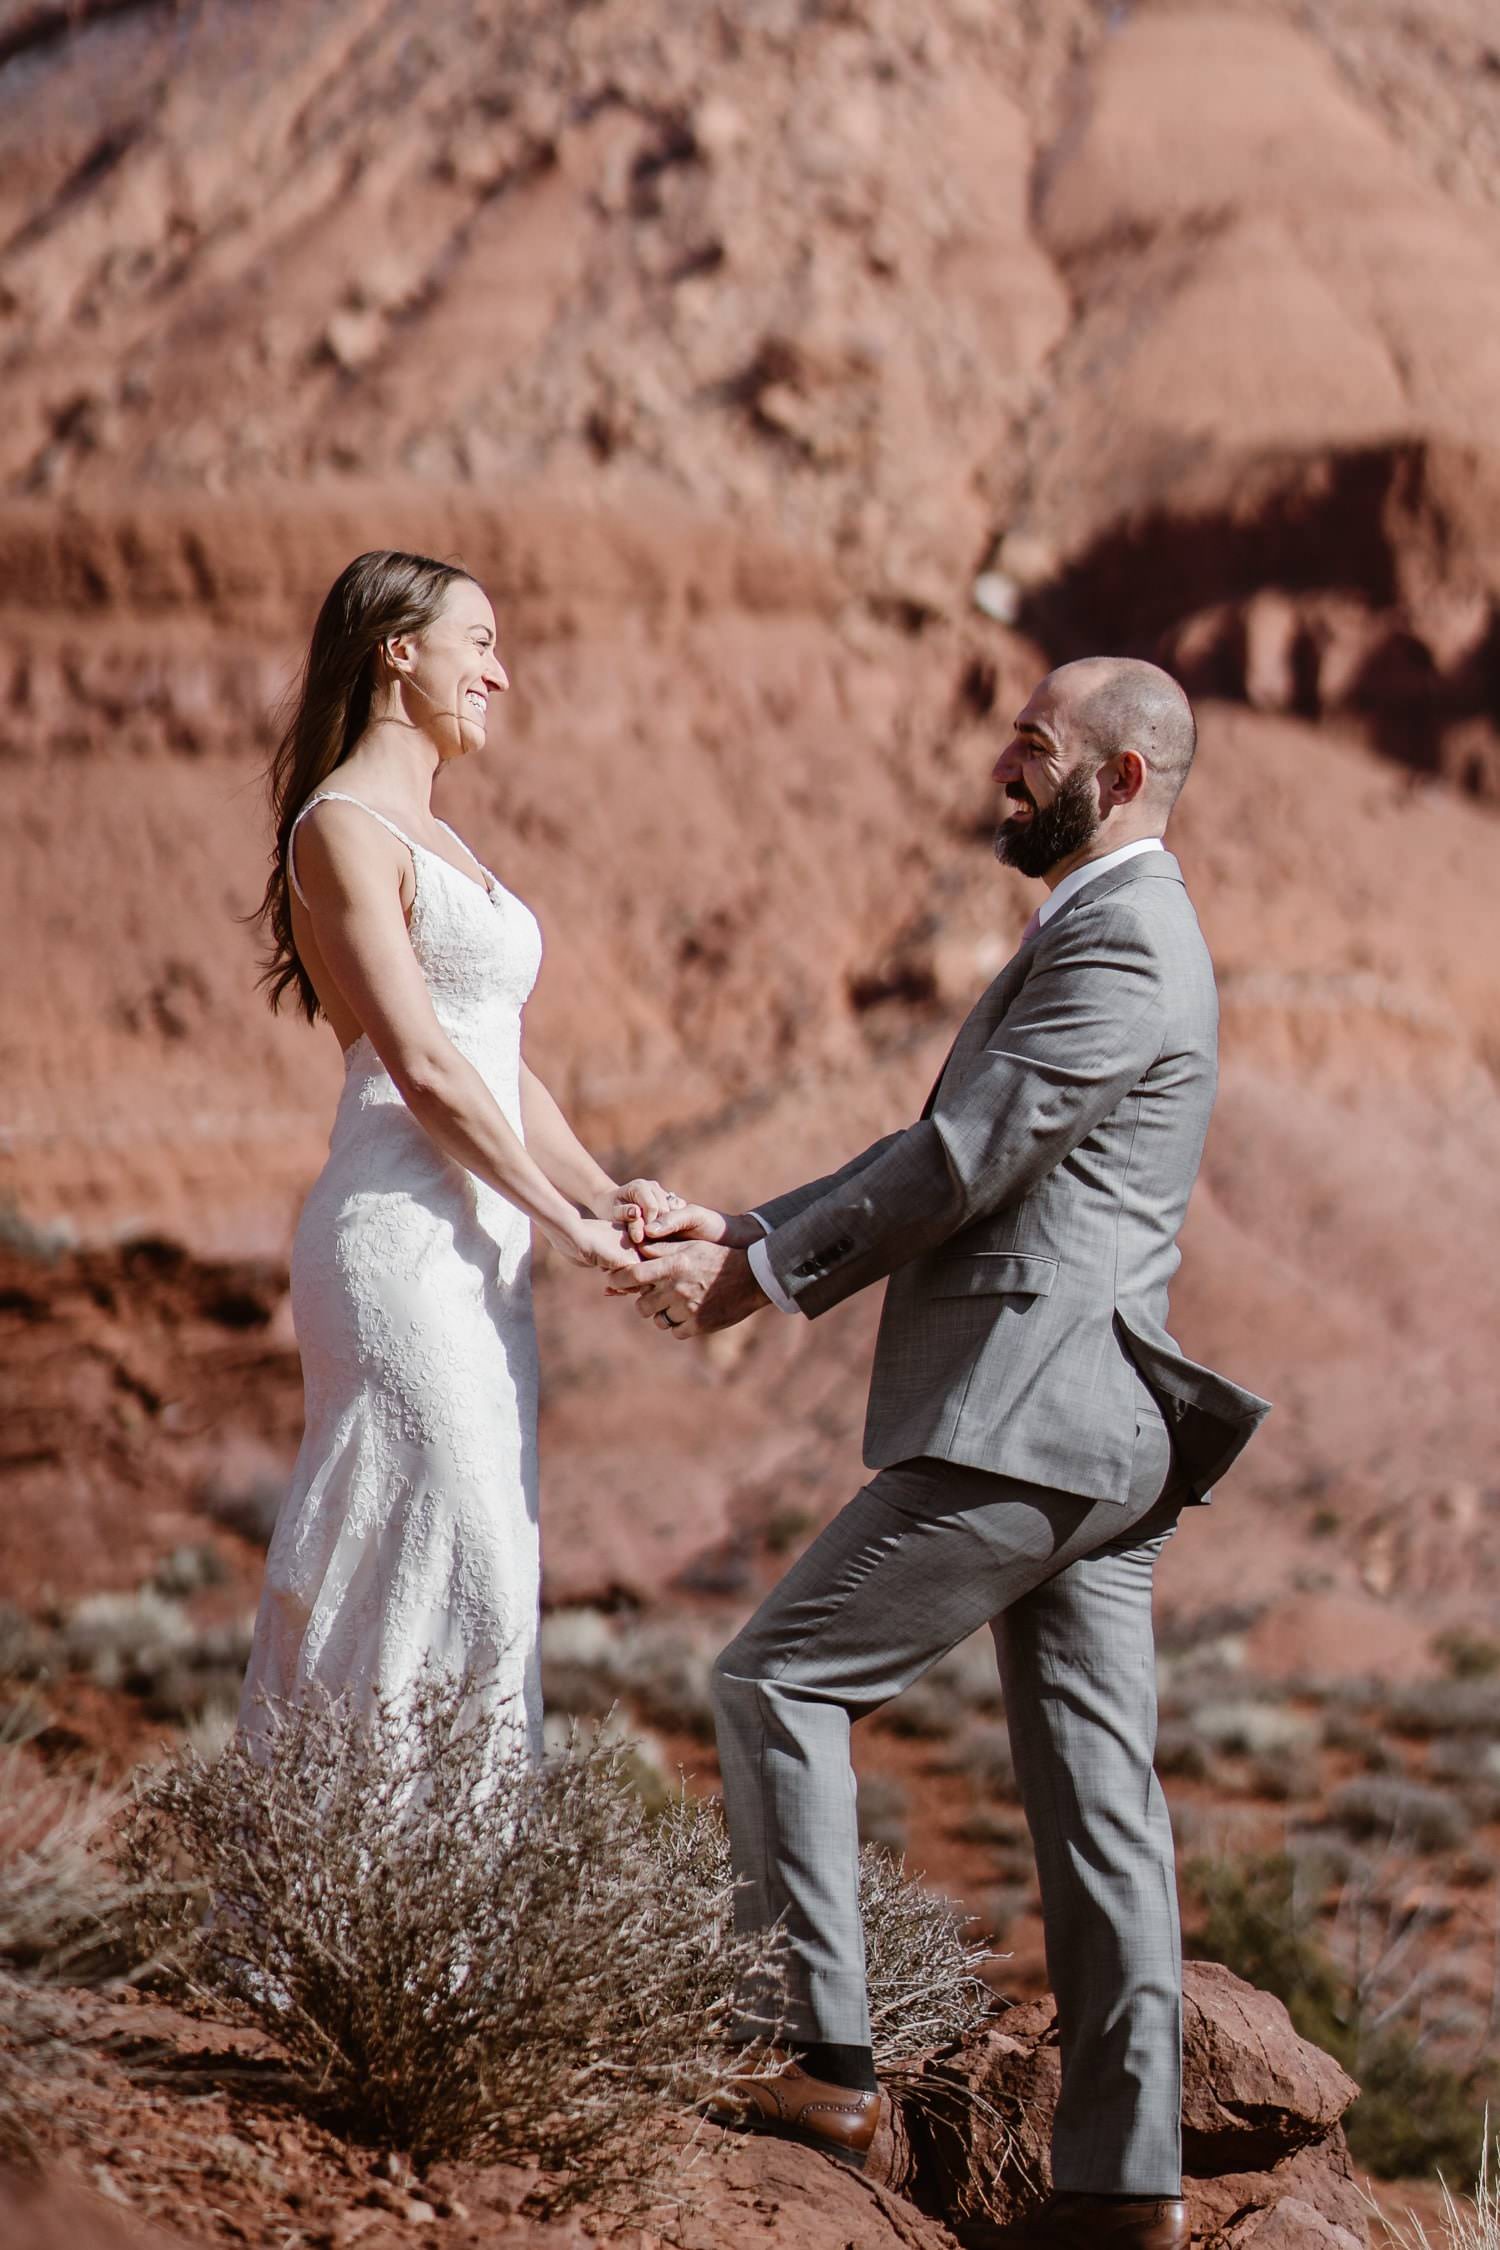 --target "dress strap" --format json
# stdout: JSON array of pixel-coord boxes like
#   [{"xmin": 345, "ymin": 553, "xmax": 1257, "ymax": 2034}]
[
  {"xmin": 434, "ymin": 815, "xmax": 496, "ymax": 894},
  {"xmin": 287, "ymin": 791, "xmax": 422, "ymax": 906}
]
